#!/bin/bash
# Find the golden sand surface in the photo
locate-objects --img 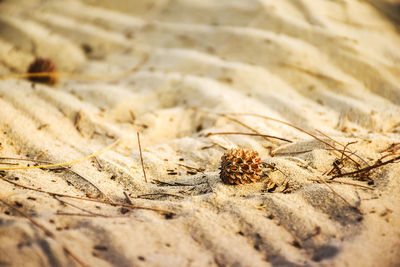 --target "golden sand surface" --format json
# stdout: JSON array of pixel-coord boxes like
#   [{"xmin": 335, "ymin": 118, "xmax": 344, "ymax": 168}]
[{"xmin": 0, "ymin": 1, "xmax": 399, "ymax": 266}]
